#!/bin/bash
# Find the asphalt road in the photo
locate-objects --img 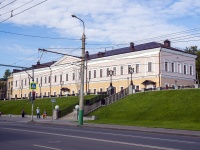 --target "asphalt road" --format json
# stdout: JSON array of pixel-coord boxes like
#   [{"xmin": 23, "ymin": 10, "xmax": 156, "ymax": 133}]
[{"xmin": 0, "ymin": 120, "xmax": 200, "ymax": 150}]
